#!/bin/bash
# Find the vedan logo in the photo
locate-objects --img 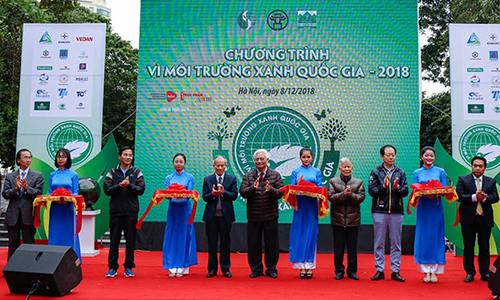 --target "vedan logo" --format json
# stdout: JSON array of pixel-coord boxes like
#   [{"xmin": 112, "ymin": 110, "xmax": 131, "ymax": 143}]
[
  {"xmin": 237, "ymin": 11, "xmax": 252, "ymax": 30},
  {"xmin": 298, "ymin": 11, "xmax": 317, "ymax": 28},
  {"xmin": 267, "ymin": 10, "xmax": 288, "ymax": 31},
  {"xmin": 46, "ymin": 121, "xmax": 94, "ymax": 166},
  {"xmin": 467, "ymin": 32, "xmax": 481, "ymax": 45},
  {"xmin": 459, "ymin": 124, "xmax": 500, "ymax": 169},
  {"xmin": 232, "ymin": 107, "xmax": 319, "ymax": 177},
  {"xmin": 39, "ymin": 31, "xmax": 52, "ymax": 44}
]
